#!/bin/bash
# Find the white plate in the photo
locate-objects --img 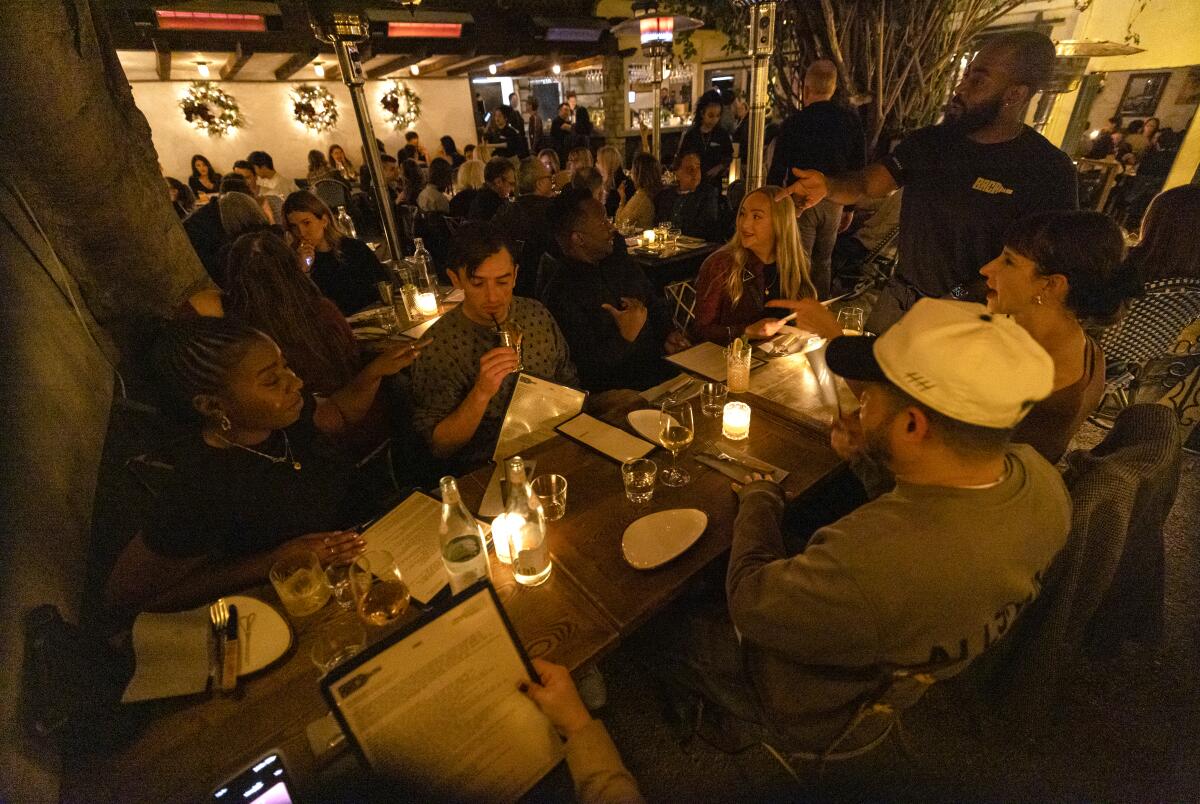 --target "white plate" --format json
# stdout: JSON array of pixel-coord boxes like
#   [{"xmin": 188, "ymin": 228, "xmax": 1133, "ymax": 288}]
[
  {"xmin": 627, "ymin": 409, "xmax": 677, "ymax": 444},
  {"xmin": 622, "ymin": 509, "xmax": 708, "ymax": 570},
  {"xmin": 226, "ymin": 595, "xmax": 293, "ymax": 677}
]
